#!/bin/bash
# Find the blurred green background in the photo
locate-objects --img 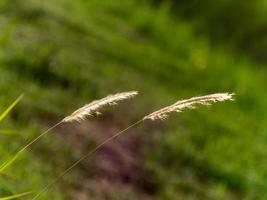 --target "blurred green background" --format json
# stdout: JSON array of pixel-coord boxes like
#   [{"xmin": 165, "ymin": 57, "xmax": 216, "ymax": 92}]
[{"xmin": 1, "ymin": 0, "xmax": 267, "ymax": 199}]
